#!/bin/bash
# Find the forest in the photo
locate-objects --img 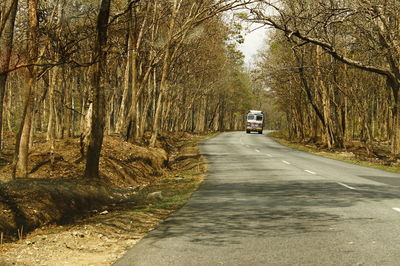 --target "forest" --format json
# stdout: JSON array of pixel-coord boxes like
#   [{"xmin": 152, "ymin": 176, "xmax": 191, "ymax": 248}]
[
  {"xmin": 0, "ymin": 0, "xmax": 259, "ymax": 180},
  {"xmin": 1, "ymin": 0, "xmax": 399, "ymax": 181},
  {"xmin": 251, "ymin": 0, "xmax": 400, "ymax": 159}
]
